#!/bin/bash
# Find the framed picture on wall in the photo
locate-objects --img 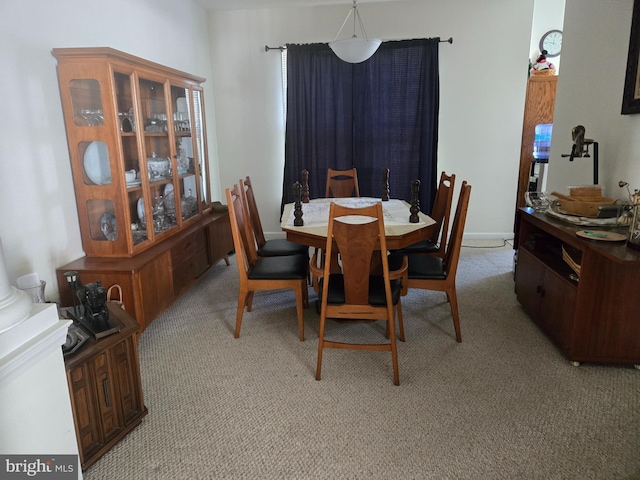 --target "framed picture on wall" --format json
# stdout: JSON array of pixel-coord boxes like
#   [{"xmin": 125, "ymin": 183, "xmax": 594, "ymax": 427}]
[{"xmin": 622, "ymin": 0, "xmax": 640, "ymax": 114}]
